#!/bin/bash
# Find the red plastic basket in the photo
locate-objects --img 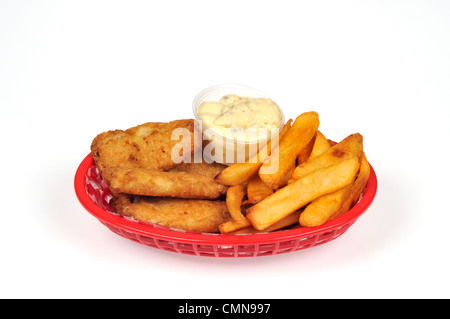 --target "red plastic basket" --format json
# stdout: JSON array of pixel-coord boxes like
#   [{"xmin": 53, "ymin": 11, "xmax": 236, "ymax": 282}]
[{"xmin": 74, "ymin": 154, "xmax": 377, "ymax": 257}]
